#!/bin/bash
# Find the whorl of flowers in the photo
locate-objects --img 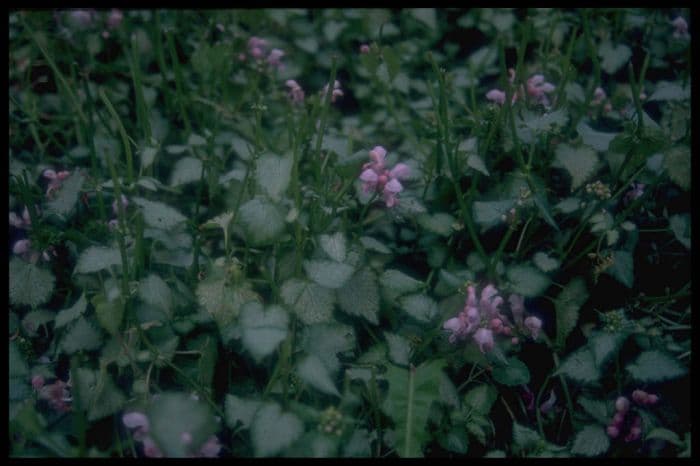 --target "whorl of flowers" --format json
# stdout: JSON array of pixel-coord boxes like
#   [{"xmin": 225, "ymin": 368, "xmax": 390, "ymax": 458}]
[
  {"xmin": 247, "ymin": 36, "xmax": 285, "ymax": 71},
  {"xmin": 486, "ymin": 68, "xmax": 556, "ymax": 108},
  {"xmin": 443, "ymin": 284, "xmax": 542, "ymax": 353},
  {"xmin": 359, "ymin": 146, "xmax": 410, "ymax": 208},
  {"xmin": 285, "ymin": 79, "xmax": 305, "ymax": 104},
  {"xmin": 321, "ymin": 80, "xmax": 344, "ymax": 103}
]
